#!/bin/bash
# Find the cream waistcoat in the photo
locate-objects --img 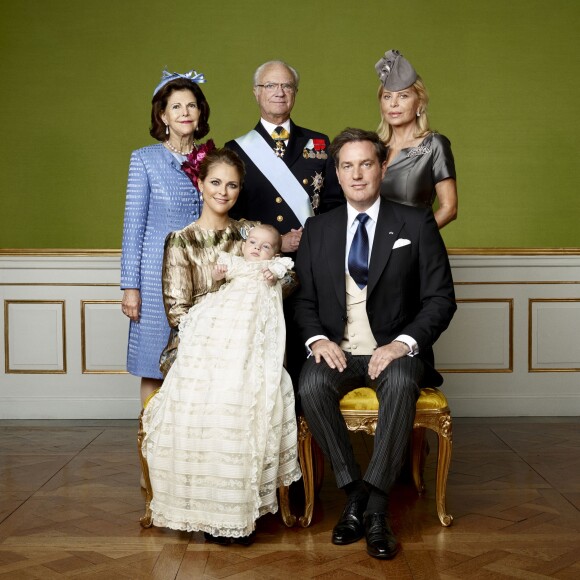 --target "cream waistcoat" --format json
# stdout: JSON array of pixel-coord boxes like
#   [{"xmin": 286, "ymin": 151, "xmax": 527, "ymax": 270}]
[{"xmin": 339, "ymin": 275, "xmax": 377, "ymax": 355}]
